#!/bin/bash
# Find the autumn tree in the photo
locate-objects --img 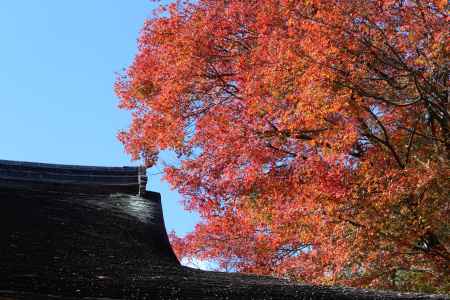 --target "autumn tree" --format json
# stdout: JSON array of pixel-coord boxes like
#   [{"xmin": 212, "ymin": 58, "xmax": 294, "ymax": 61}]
[{"xmin": 116, "ymin": 0, "xmax": 449, "ymax": 292}]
